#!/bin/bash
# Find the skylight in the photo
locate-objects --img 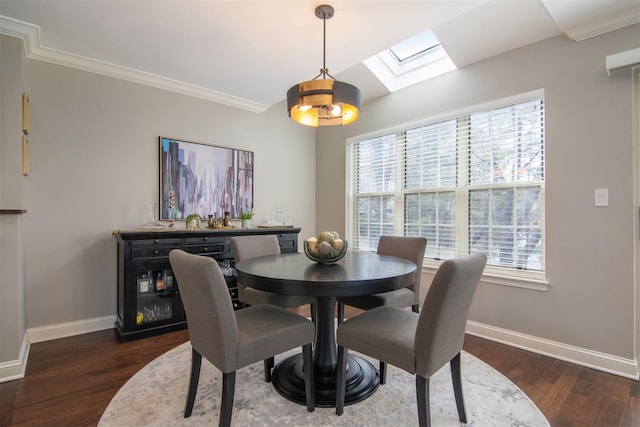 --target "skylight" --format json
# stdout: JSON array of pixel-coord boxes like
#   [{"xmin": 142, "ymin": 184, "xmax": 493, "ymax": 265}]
[
  {"xmin": 364, "ymin": 29, "xmax": 456, "ymax": 93},
  {"xmin": 388, "ymin": 30, "xmax": 441, "ymax": 62}
]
